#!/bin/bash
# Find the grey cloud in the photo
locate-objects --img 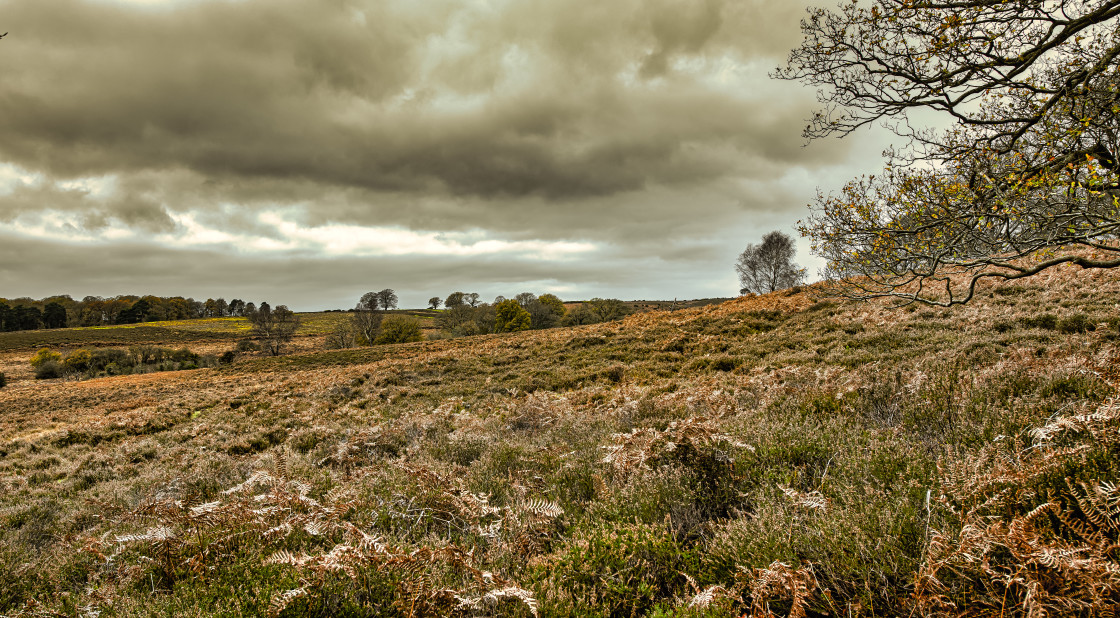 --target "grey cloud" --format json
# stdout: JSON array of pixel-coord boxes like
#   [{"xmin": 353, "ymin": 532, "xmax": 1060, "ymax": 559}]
[
  {"xmin": 641, "ymin": 0, "xmax": 724, "ymax": 78},
  {"xmin": 0, "ymin": 181, "xmax": 176, "ymax": 233},
  {"xmin": 0, "ymin": 0, "xmax": 834, "ymax": 203},
  {"xmin": 0, "ymin": 0, "xmax": 870, "ymax": 305}
]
